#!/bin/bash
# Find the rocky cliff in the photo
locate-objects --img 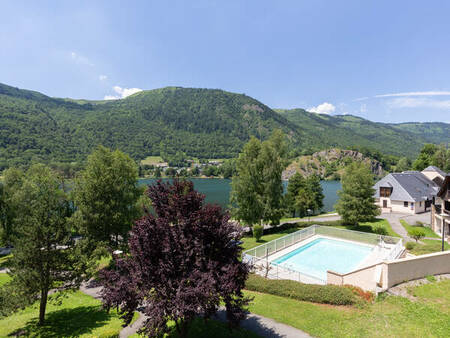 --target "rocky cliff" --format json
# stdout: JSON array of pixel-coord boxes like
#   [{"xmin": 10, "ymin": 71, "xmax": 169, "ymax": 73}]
[{"xmin": 283, "ymin": 148, "xmax": 384, "ymax": 180}]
